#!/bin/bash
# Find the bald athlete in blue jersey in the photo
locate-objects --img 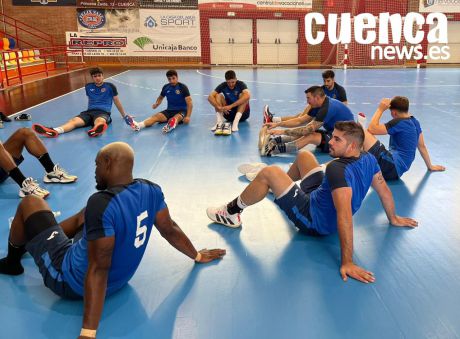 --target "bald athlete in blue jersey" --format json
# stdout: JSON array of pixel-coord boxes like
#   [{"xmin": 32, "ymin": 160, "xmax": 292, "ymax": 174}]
[
  {"xmin": 0, "ymin": 142, "xmax": 225, "ymax": 338},
  {"xmin": 208, "ymin": 122, "xmax": 417, "ymax": 284},
  {"xmin": 362, "ymin": 97, "xmax": 445, "ymax": 180}
]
